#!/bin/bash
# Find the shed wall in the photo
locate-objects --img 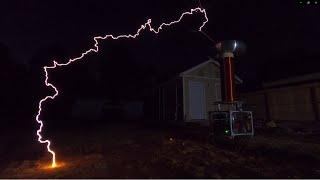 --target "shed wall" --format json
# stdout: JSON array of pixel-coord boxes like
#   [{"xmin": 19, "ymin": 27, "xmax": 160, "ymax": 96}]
[
  {"xmin": 241, "ymin": 93, "xmax": 267, "ymax": 121},
  {"xmin": 182, "ymin": 62, "xmax": 221, "ymax": 124},
  {"xmin": 241, "ymin": 82, "xmax": 320, "ymax": 127}
]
